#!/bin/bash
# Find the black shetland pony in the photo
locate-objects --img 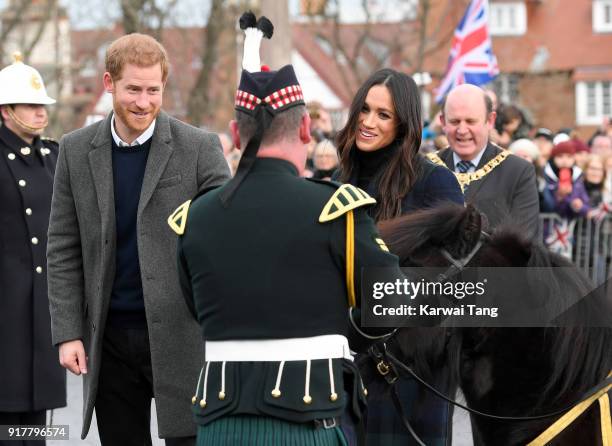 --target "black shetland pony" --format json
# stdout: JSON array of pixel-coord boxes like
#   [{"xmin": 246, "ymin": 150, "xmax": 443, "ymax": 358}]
[{"xmin": 373, "ymin": 203, "xmax": 612, "ymax": 446}]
